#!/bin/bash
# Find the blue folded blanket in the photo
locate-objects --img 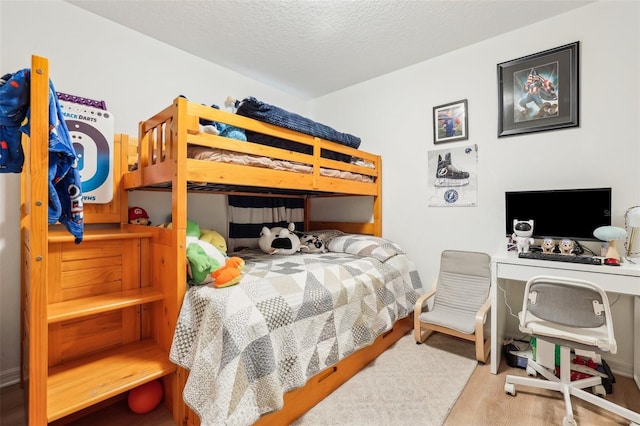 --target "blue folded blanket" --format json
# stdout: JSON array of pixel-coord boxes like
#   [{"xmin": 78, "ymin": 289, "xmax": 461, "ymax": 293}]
[{"xmin": 236, "ymin": 97, "xmax": 361, "ymax": 163}]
